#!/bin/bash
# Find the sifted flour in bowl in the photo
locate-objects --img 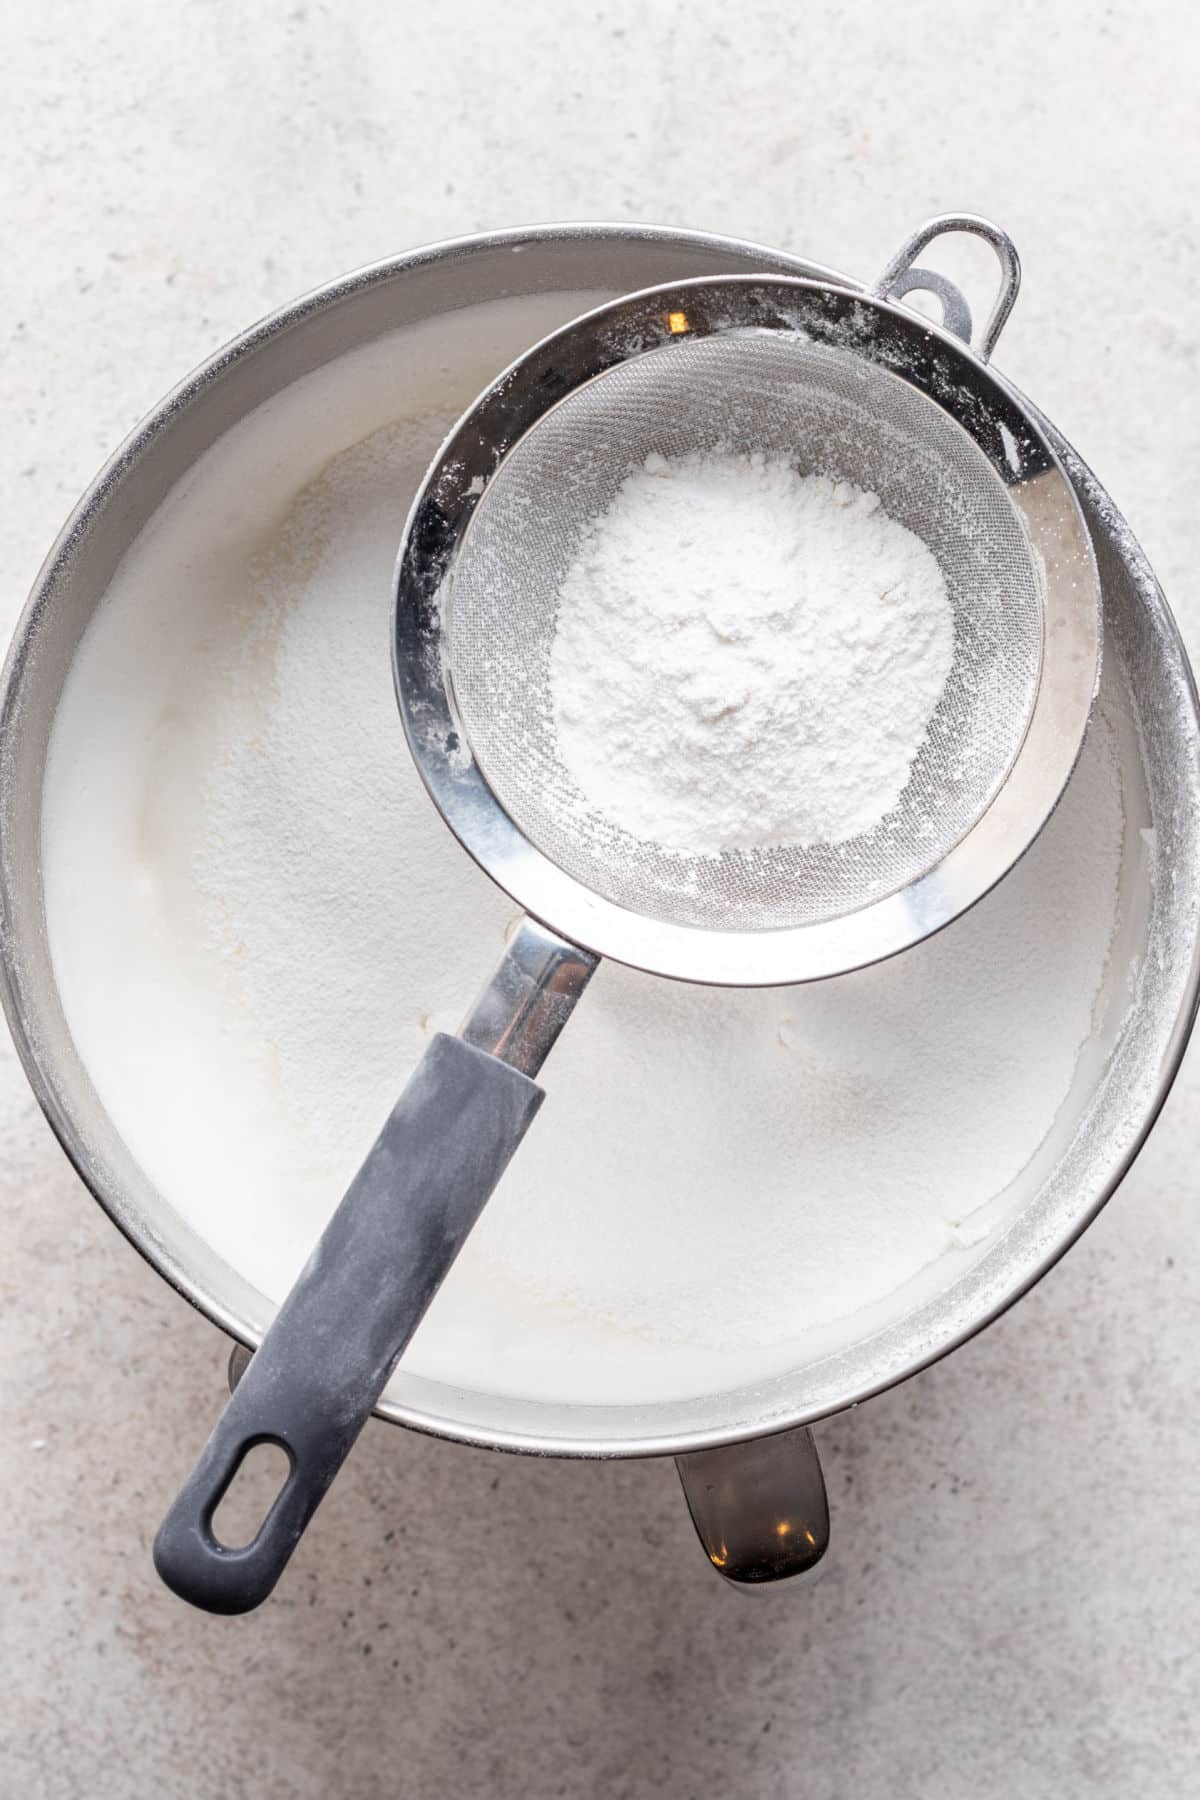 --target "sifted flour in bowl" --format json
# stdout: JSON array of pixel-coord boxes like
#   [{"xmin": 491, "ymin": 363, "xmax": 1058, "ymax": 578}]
[{"xmin": 40, "ymin": 298, "xmax": 1127, "ymax": 1408}]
